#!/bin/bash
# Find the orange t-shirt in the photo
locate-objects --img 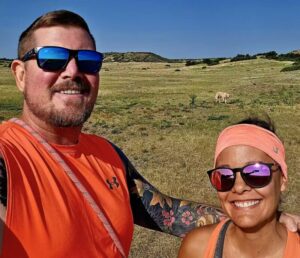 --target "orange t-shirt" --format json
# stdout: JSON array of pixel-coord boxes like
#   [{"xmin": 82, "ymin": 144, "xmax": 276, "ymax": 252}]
[
  {"xmin": 0, "ymin": 121, "xmax": 134, "ymax": 258},
  {"xmin": 204, "ymin": 220, "xmax": 300, "ymax": 258}
]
